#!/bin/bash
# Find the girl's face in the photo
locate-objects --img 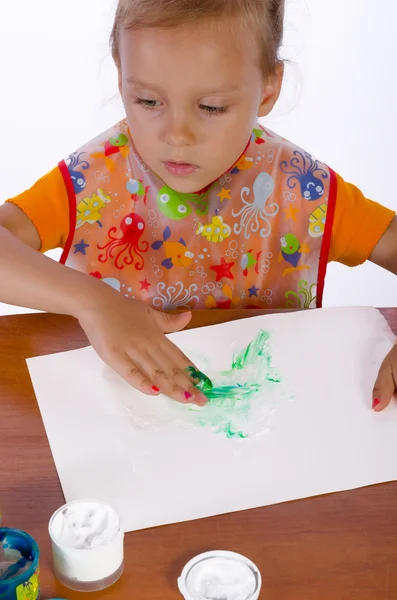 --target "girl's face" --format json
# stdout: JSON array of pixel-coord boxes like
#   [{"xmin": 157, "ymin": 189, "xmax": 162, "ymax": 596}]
[{"xmin": 118, "ymin": 20, "xmax": 282, "ymax": 193}]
